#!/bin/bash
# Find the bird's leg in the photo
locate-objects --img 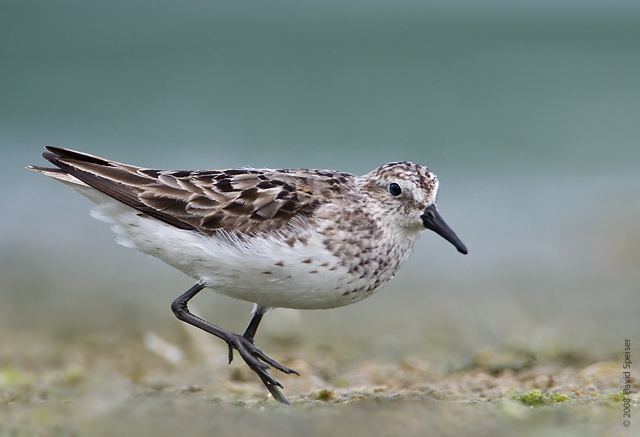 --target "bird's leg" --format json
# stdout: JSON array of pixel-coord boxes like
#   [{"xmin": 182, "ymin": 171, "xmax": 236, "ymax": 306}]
[
  {"xmin": 171, "ymin": 283, "xmax": 299, "ymax": 404},
  {"xmin": 238, "ymin": 305, "xmax": 297, "ymax": 404},
  {"xmin": 242, "ymin": 305, "xmax": 266, "ymax": 344}
]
